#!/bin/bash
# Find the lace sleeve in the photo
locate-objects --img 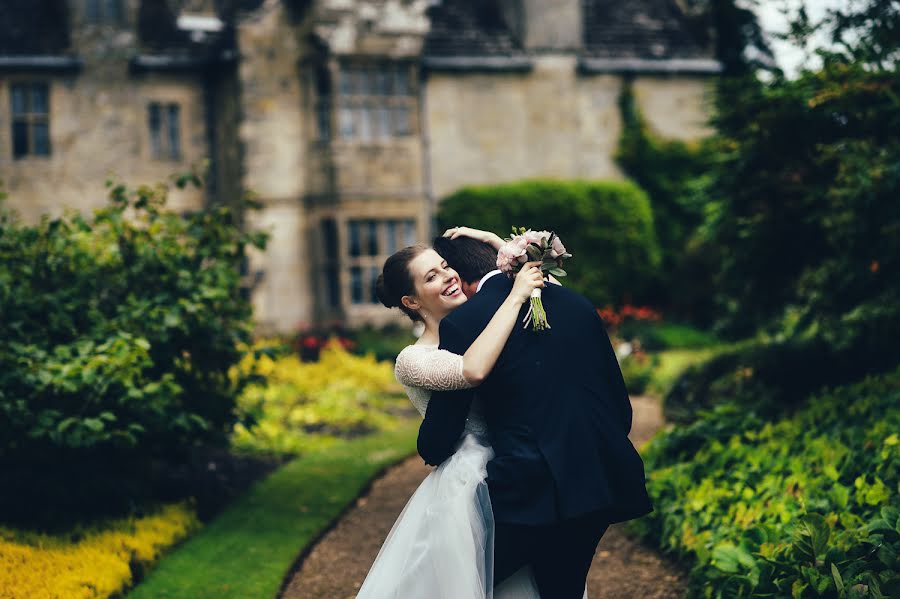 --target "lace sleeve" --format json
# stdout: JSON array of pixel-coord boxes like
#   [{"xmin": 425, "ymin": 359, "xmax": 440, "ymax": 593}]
[{"xmin": 394, "ymin": 346, "xmax": 474, "ymax": 391}]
